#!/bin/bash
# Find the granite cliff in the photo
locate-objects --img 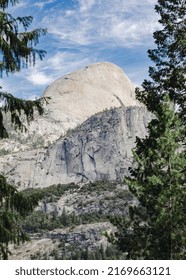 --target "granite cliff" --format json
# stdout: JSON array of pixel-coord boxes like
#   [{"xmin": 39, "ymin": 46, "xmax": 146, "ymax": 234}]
[
  {"xmin": 0, "ymin": 62, "xmax": 151, "ymax": 189},
  {"xmin": 1, "ymin": 62, "xmax": 141, "ymax": 152}
]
